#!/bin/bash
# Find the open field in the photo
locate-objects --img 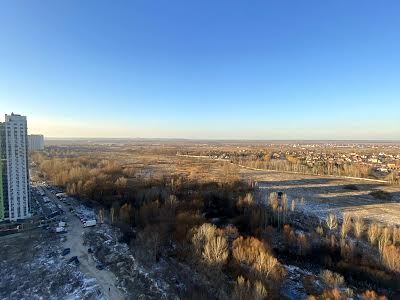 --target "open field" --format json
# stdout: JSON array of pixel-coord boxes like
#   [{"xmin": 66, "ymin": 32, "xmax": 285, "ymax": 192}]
[
  {"xmin": 240, "ymin": 168, "xmax": 400, "ymax": 226},
  {"xmin": 171, "ymin": 152, "xmax": 400, "ymax": 226}
]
